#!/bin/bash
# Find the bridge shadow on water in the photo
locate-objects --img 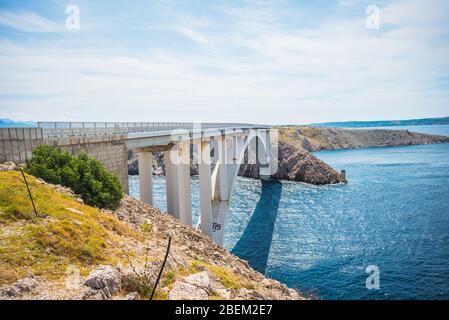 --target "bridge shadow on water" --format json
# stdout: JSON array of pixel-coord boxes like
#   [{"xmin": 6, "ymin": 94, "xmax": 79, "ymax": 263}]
[{"xmin": 231, "ymin": 179, "xmax": 282, "ymax": 274}]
